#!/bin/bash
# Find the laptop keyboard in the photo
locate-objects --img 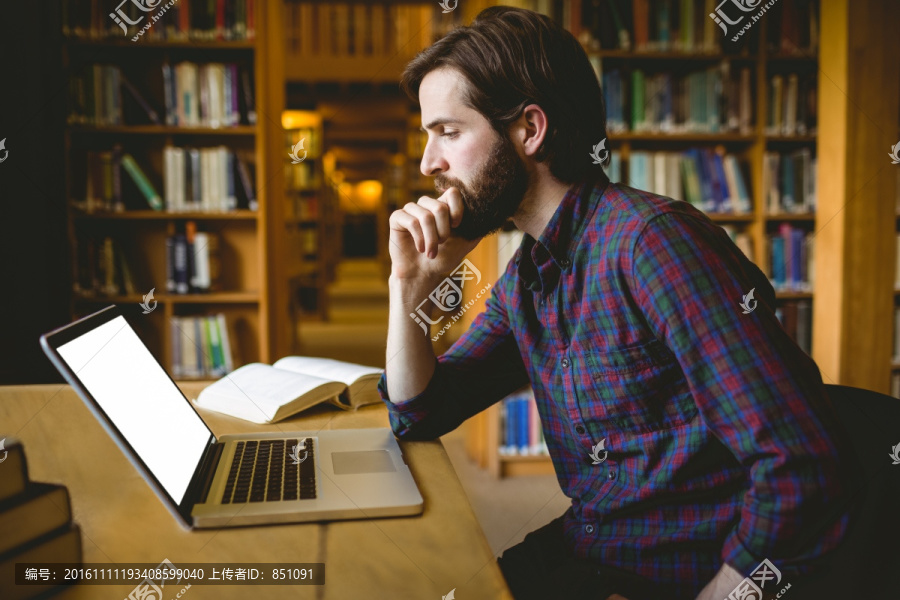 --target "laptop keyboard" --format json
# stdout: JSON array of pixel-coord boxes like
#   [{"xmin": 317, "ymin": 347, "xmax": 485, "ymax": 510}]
[{"xmin": 221, "ymin": 438, "xmax": 316, "ymax": 504}]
